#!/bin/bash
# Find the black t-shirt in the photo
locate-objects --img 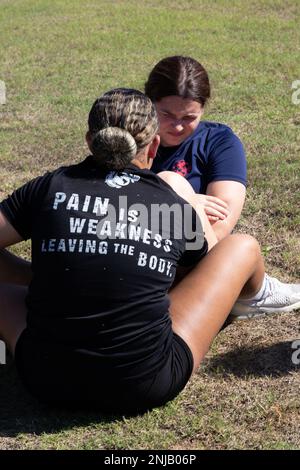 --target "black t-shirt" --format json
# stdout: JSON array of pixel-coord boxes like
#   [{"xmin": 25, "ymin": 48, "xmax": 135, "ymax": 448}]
[{"xmin": 0, "ymin": 156, "xmax": 207, "ymax": 380}]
